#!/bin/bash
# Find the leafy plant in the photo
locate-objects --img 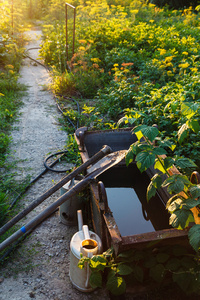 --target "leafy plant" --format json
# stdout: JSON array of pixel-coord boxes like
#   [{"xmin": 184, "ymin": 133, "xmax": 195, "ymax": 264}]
[
  {"xmin": 125, "ymin": 124, "xmax": 200, "ymax": 252},
  {"xmin": 78, "ymin": 244, "xmax": 200, "ymax": 295}
]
